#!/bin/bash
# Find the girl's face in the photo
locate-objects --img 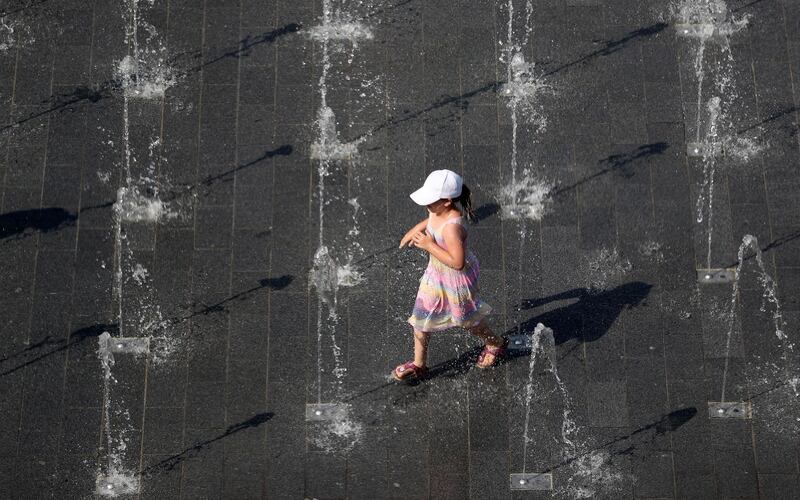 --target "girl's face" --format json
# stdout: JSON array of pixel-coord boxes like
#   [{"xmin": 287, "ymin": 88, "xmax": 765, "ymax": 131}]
[{"xmin": 426, "ymin": 199, "xmax": 451, "ymax": 214}]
